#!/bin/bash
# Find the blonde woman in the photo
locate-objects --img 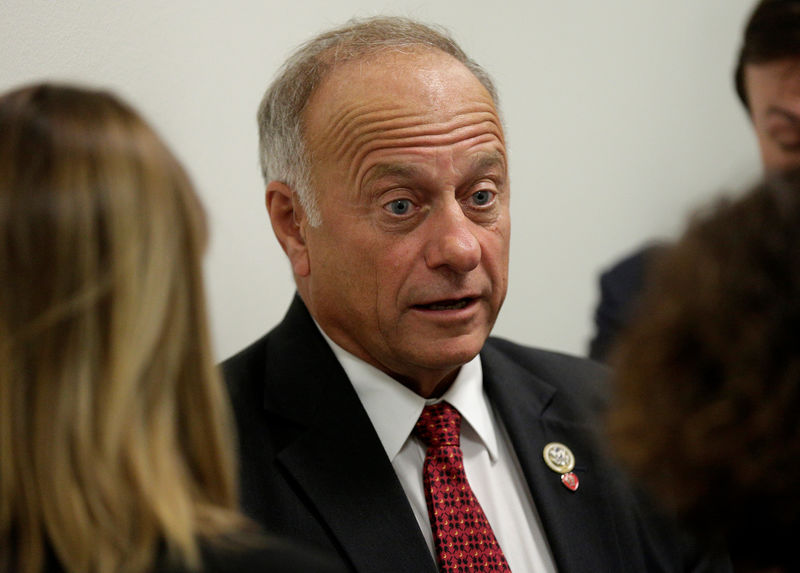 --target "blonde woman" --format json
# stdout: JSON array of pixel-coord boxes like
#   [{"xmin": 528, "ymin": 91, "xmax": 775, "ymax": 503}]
[{"xmin": 0, "ymin": 83, "xmax": 344, "ymax": 573}]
